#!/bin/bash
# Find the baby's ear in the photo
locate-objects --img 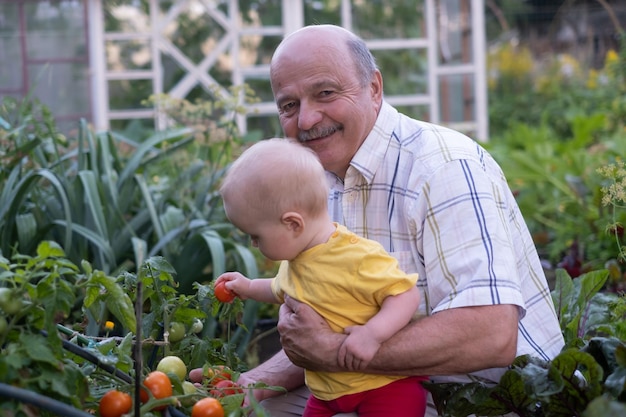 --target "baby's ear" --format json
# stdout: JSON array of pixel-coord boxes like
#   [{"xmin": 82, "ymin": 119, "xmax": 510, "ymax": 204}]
[{"xmin": 281, "ymin": 211, "xmax": 304, "ymax": 233}]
